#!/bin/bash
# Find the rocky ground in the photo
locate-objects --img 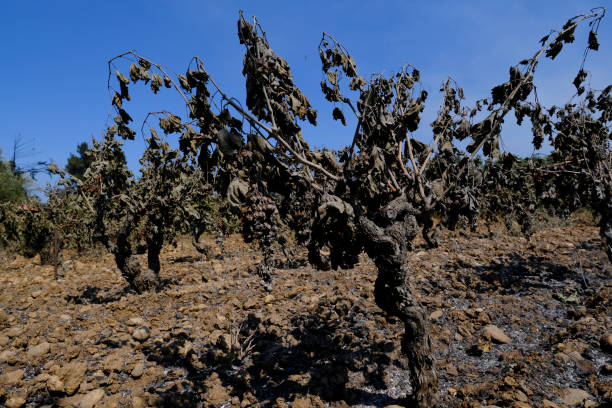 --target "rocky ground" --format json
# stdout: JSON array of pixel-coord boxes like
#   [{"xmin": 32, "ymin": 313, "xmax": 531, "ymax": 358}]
[{"xmin": 0, "ymin": 220, "xmax": 610, "ymax": 408}]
